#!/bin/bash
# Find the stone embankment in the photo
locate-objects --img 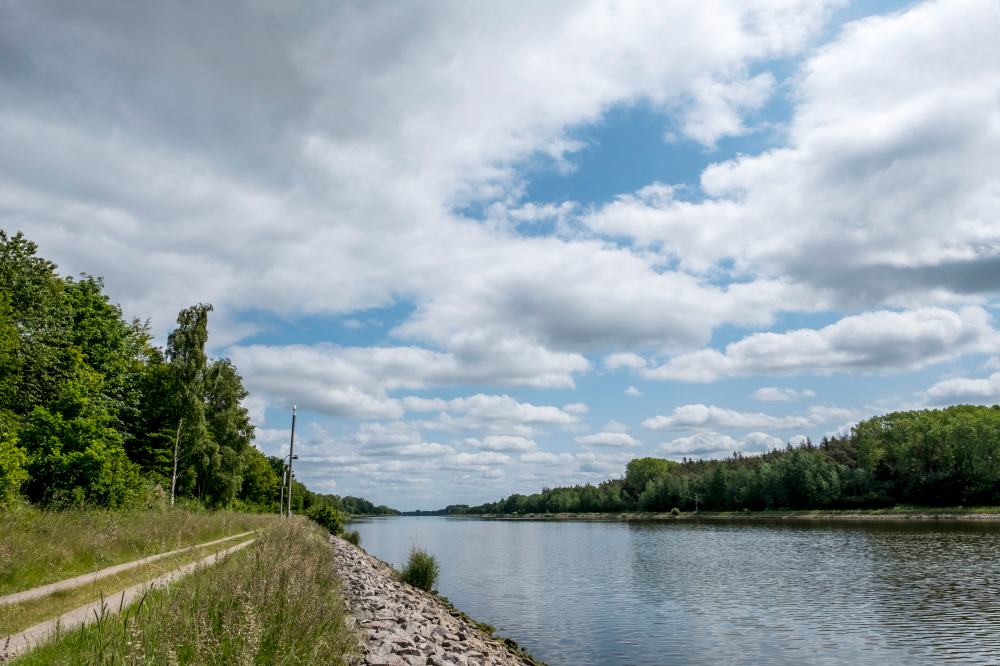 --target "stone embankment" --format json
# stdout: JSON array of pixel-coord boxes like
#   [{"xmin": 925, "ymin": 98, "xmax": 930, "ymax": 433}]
[{"xmin": 330, "ymin": 536, "xmax": 538, "ymax": 666}]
